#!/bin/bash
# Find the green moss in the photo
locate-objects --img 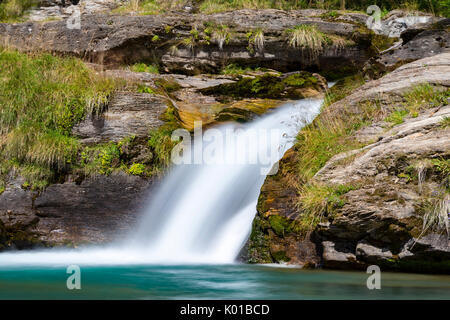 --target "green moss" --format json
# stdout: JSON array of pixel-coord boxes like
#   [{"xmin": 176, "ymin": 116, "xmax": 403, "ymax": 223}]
[
  {"xmin": 202, "ymin": 73, "xmax": 284, "ymax": 99},
  {"xmin": 128, "ymin": 163, "xmax": 146, "ymax": 176},
  {"xmin": 321, "ymin": 65, "xmax": 360, "ymax": 81},
  {"xmin": 268, "ymin": 215, "xmax": 289, "ymax": 237},
  {"xmin": 271, "ymin": 250, "xmax": 290, "ymax": 263},
  {"xmin": 282, "ymin": 72, "xmax": 318, "ymax": 88},
  {"xmin": 247, "ymin": 215, "xmax": 272, "ymax": 264}
]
